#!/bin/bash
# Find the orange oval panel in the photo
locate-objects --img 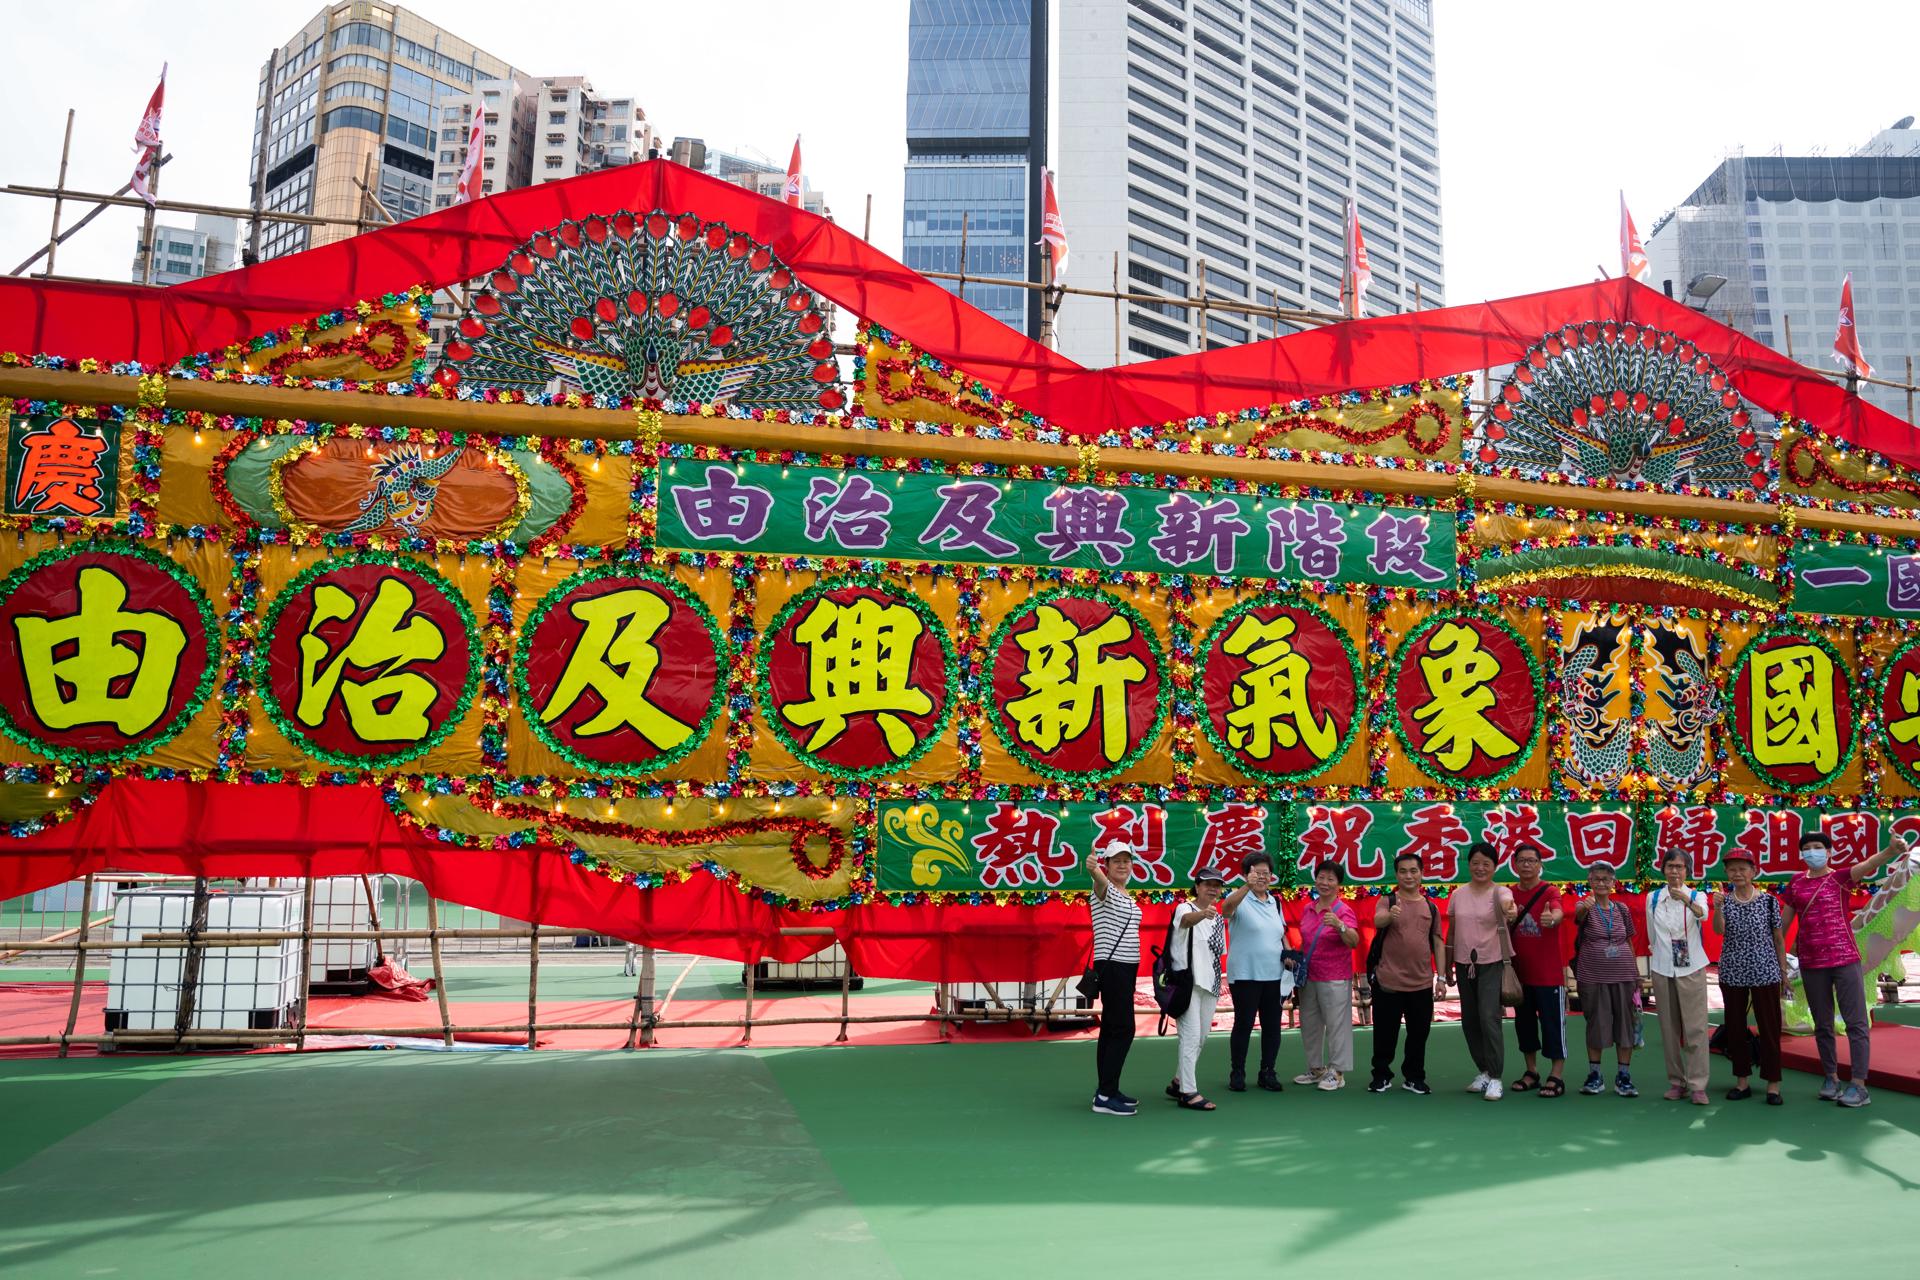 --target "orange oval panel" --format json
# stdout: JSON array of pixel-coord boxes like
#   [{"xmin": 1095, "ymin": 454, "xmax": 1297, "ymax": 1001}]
[{"xmin": 273, "ymin": 440, "xmax": 528, "ymax": 541}]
